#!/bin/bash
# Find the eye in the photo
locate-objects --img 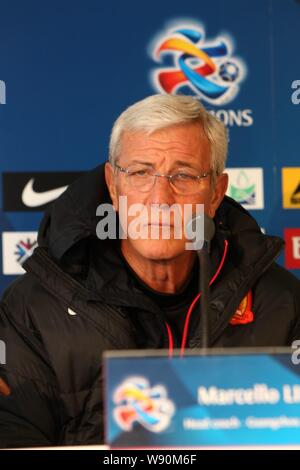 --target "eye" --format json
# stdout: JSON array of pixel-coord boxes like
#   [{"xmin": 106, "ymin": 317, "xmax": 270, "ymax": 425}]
[
  {"xmin": 130, "ymin": 169, "xmax": 149, "ymax": 177},
  {"xmin": 174, "ymin": 173, "xmax": 195, "ymax": 180}
]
